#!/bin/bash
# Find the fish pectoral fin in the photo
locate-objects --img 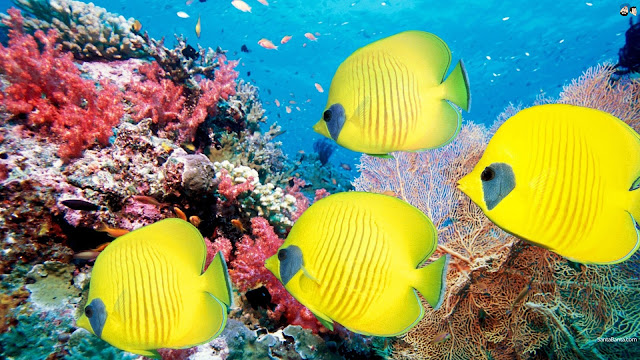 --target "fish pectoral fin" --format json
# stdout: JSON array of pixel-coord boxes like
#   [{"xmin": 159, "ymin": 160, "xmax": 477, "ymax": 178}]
[{"xmin": 302, "ymin": 265, "xmax": 320, "ymax": 284}]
